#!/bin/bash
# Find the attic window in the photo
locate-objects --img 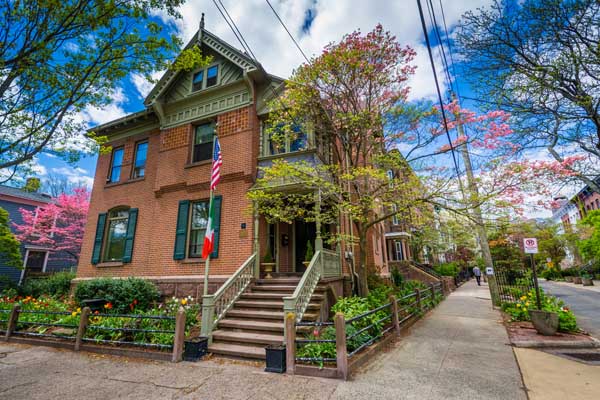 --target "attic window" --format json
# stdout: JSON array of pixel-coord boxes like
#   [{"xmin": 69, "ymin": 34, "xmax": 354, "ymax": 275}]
[
  {"xmin": 206, "ymin": 65, "xmax": 218, "ymax": 87},
  {"xmin": 192, "ymin": 70, "xmax": 204, "ymax": 92}
]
